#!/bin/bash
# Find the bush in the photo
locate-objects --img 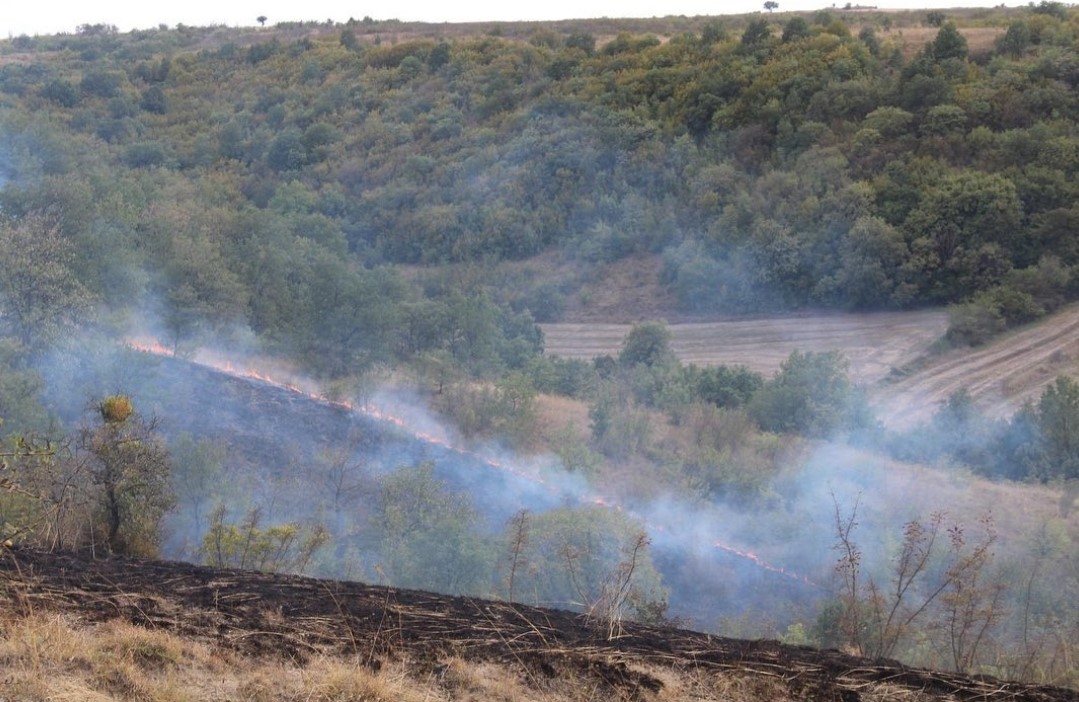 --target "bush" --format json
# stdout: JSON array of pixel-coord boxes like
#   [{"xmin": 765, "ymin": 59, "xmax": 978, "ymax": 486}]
[
  {"xmin": 946, "ymin": 298, "xmax": 1006, "ymax": 346},
  {"xmin": 749, "ymin": 351, "xmax": 873, "ymax": 438}
]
